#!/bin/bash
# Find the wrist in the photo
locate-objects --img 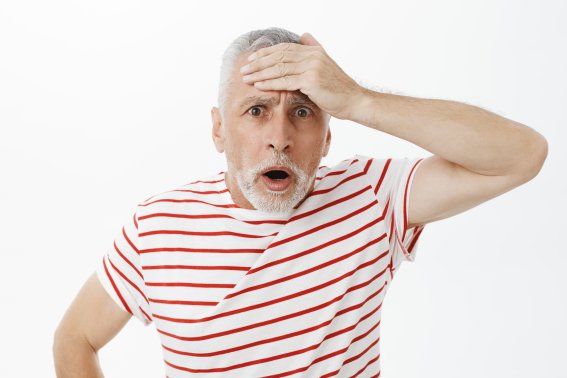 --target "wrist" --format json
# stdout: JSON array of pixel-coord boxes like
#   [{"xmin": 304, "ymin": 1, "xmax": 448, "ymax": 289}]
[{"xmin": 345, "ymin": 86, "xmax": 380, "ymax": 126}]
